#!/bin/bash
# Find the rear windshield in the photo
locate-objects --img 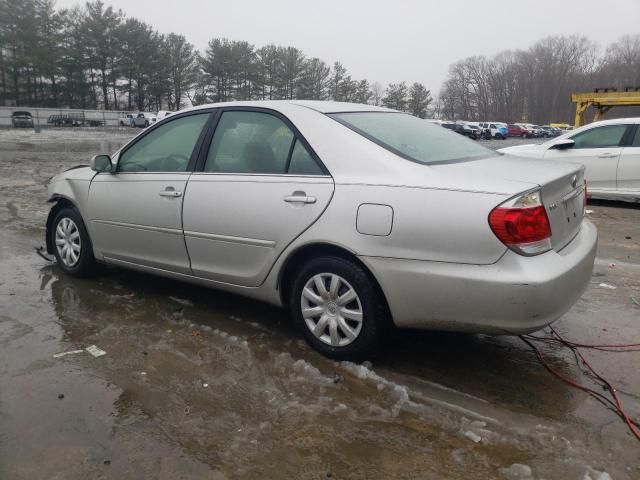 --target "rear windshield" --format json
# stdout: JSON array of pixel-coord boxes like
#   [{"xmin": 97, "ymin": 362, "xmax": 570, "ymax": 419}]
[{"xmin": 329, "ymin": 112, "xmax": 493, "ymax": 164}]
